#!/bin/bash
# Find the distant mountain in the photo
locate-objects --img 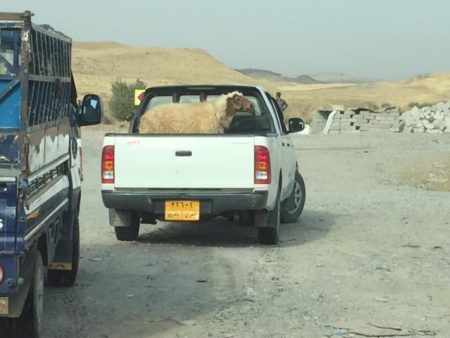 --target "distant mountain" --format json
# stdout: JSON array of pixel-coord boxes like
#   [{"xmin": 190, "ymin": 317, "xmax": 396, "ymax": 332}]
[
  {"xmin": 236, "ymin": 68, "xmax": 284, "ymax": 80},
  {"xmin": 235, "ymin": 68, "xmax": 379, "ymax": 84},
  {"xmin": 295, "ymin": 74, "xmax": 322, "ymax": 84},
  {"xmin": 236, "ymin": 68, "xmax": 322, "ymax": 84},
  {"xmin": 72, "ymin": 43, "xmax": 267, "ymax": 100},
  {"xmin": 309, "ymin": 72, "xmax": 376, "ymax": 84}
]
